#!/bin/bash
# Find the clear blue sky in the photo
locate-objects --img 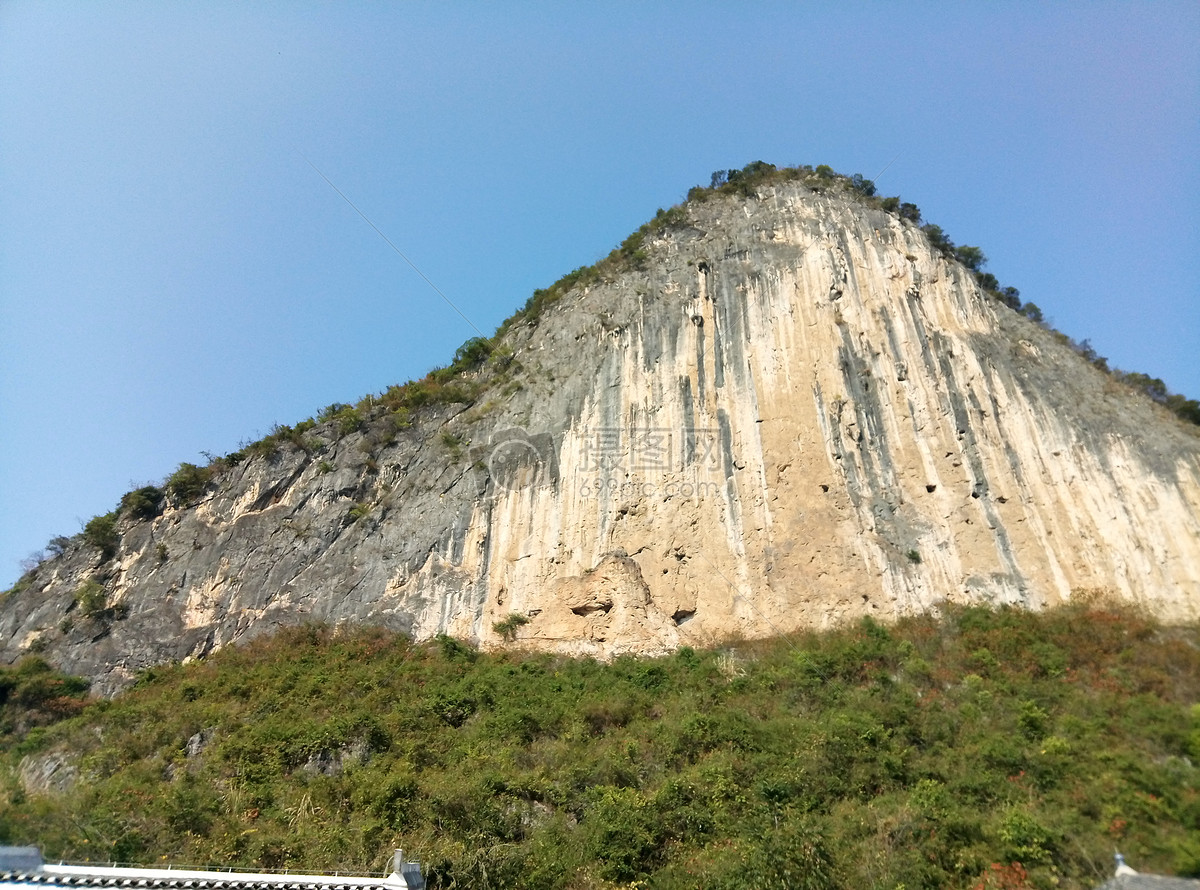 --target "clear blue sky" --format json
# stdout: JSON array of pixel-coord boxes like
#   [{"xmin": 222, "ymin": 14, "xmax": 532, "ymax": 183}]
[{"xmin": 2, "ymin": 2, "xmax": 1197, "ymax": 588}]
